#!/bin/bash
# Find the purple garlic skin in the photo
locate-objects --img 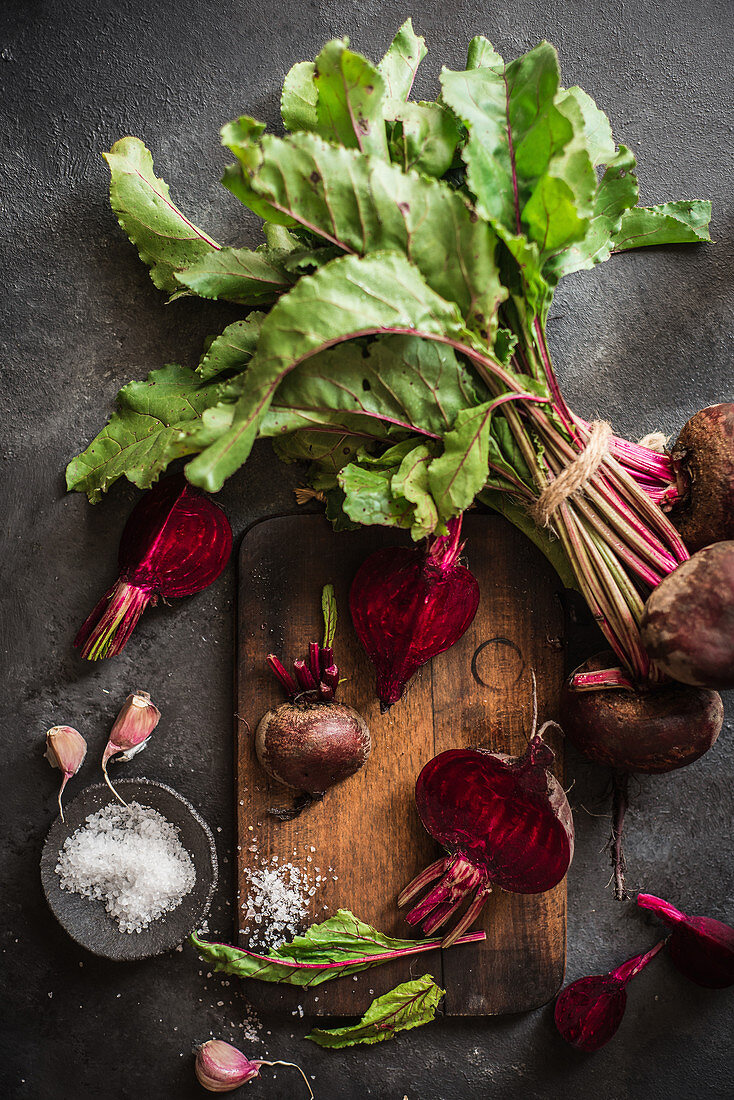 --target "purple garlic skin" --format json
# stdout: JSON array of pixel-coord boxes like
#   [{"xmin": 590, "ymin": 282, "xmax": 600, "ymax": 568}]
[
  {"xmin": 45, "ymin": 725, "xmax": 87, "ymax": 820},
  {"xmin": 103, "ymin": 690, "xmax": 161, "ymax": 765},
  {"xmin": 195, "ymin": 1040, "xmax": 261, "ymax": 1092}
]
